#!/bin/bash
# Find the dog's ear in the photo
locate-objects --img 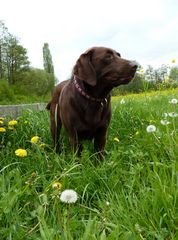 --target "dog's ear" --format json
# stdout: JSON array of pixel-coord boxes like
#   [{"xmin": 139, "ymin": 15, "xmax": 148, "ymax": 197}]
[{"xmin": 73, "ymin": 51, "xmax": 97, "ymax": 86}]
